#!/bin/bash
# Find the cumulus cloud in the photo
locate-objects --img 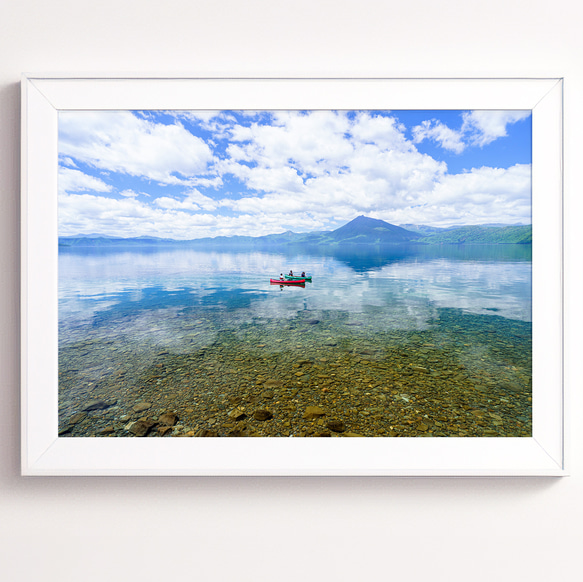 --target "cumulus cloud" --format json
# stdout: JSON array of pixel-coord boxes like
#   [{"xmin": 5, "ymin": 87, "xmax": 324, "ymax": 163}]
[
  {"xmin": 58, "ymin": 193, "xmax": 220, "ymax": 239},
  {"xmin": 58, "ymin": 167, "xmax": 112, "ymax": 195},
  {"xmin": 154, "ymin": 189, "xmax": 219, "ymax": 212},
  {"xmin": 227, "ymin": 111, "xmax": 354, "ymax": 176},
  {"xmin": 461, "ymin": 110, "xmax": 531, "ymax": 147},
  {"xmin": 59, "ymin": 156, "xmax": 78, "ymax": 168},
  {"xmin": 218, "ymin": 112, "xmax": 447, "ymax": 226},
  {"xmin": 433, "ymin": 163, "xmax": 531, "ymax": 204},
  {"xmin": 413, "ymin": 110, "xmax": 530, "ymax": 153},
  {"xmin": 381, "ymin": 163, "xmax": 531, "ymax": 227},
  {"xmin": 59, "ymin": 111, "xmax": 214, "ymax": 185},
  {"xmin": 350, "ymin": 113, "xmax": 411, "ymax": 151},
  {"xmin": 412, "ymin": 120, "xmax": 466, "ymax": 154},
  {"xmin": 58, "ymin": 192, "xmax": 326, "ymax": 240},
  {"xmin": 119, "ymin": 189, "xmax": 140, "ymax": 198}
]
